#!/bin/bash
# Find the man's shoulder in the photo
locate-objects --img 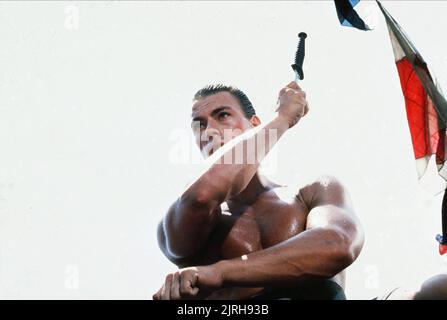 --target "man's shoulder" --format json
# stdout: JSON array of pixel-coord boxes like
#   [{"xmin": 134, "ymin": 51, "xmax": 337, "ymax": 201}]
[
  {"xmin": 276, "ymin": 174, "xmax": 343, "ymax": 195},
  {"xmin": 300, "ymin": 174, "xmax": 345, "ymax": 192},
  {"xmin": 262, "ymin": 175, "xmax": 345, "ymax": 205},
  {"xmin": 294, "ymin": 175, "xmax": 348, "ymax": 209}
]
